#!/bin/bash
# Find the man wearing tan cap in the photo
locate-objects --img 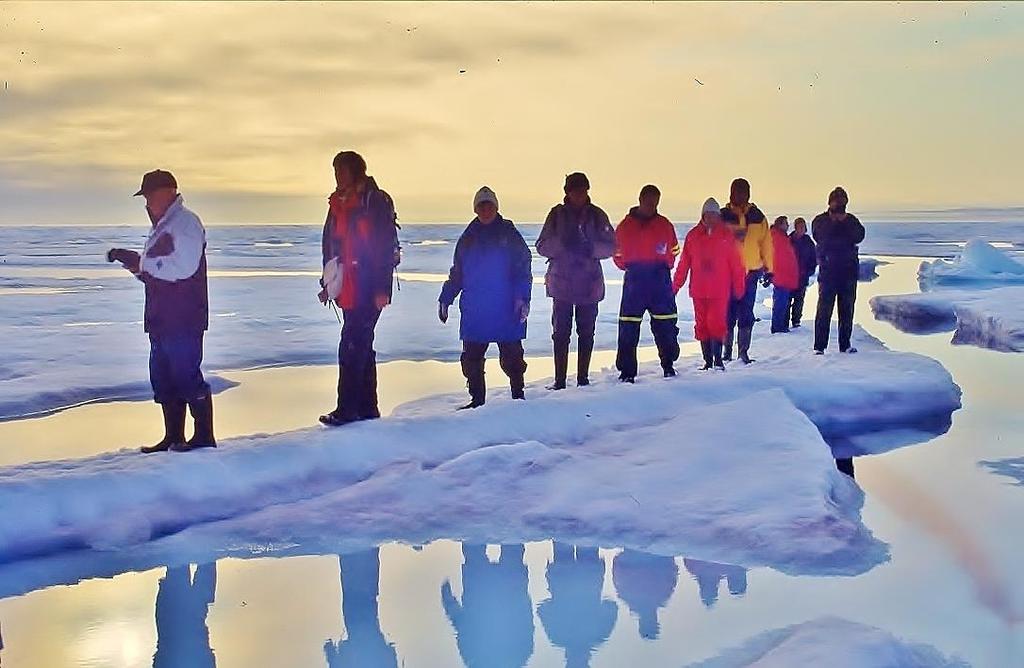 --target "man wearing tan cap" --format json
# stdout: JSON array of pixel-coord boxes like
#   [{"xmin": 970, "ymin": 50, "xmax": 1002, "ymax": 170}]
[{"xmin": 107, "ymin": 169, "xmax": 215, "ymax": 453}]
